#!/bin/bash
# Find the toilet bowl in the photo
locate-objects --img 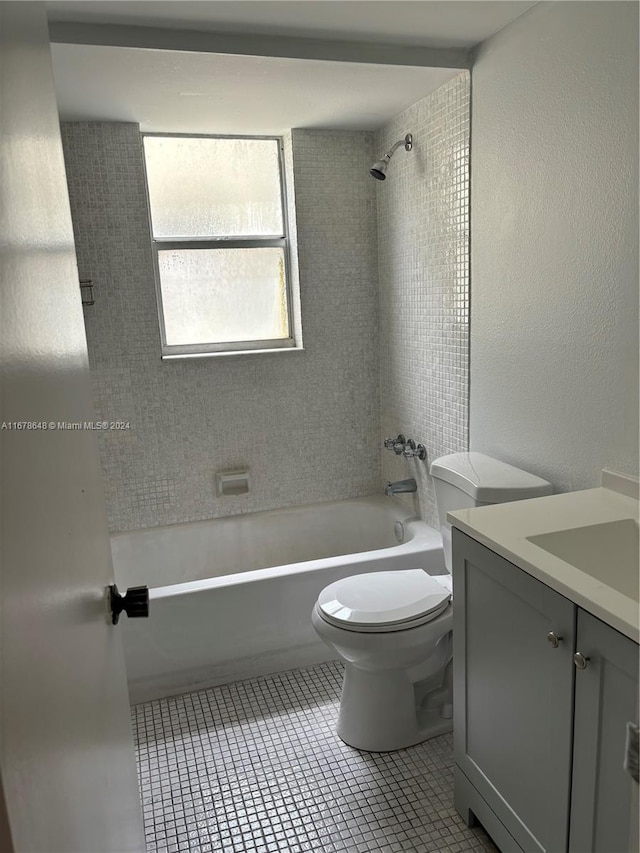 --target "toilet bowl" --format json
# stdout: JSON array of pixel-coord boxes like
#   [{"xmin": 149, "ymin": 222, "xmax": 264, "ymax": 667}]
[
  {"xmin": 311, "ymin": 569, "xmax": 454, "ymax": 752},
  {"xmin": 312, "ymin": 452, "xmax": 552, "ymax": 753}
]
